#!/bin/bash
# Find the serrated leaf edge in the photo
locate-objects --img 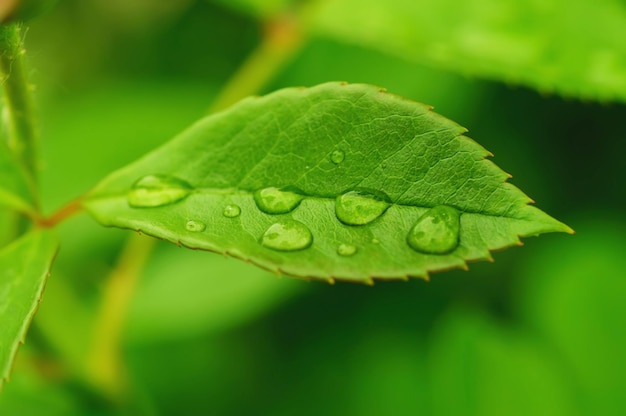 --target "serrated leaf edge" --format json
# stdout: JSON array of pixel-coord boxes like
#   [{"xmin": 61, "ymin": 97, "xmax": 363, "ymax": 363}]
[{"xmin": 0, "ymin": 232, "xmax": 58, "ymax": 391}]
